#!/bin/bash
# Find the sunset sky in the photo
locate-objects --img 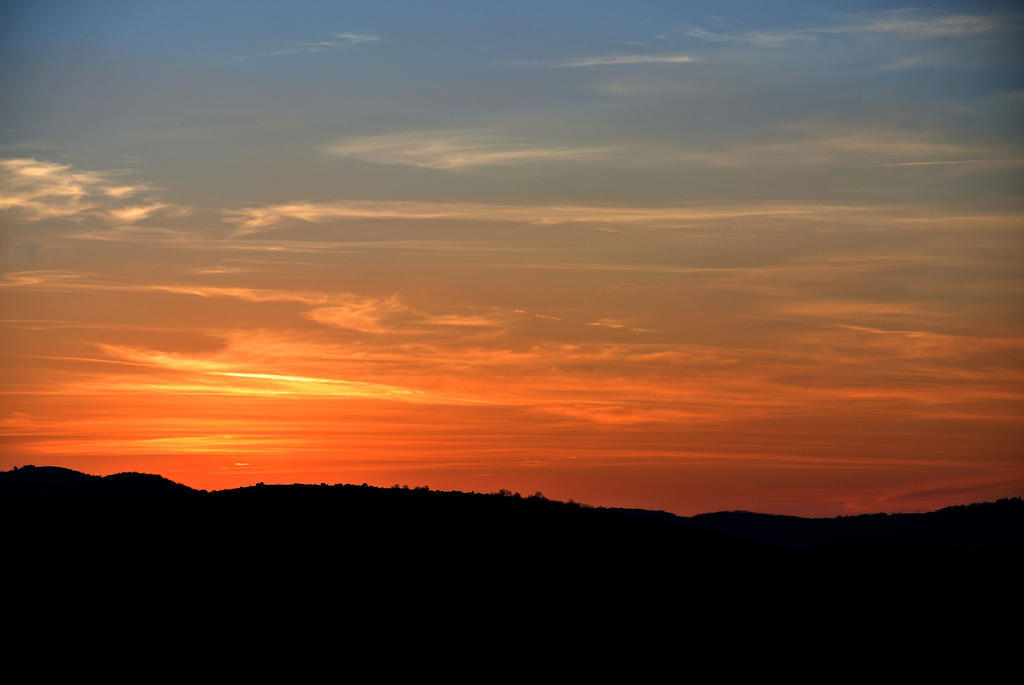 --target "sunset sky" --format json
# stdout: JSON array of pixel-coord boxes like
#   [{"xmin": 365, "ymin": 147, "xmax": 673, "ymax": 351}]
[{"xmin": 2, "ymin": 1, "xmax": 1022, "ymax": 515}]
